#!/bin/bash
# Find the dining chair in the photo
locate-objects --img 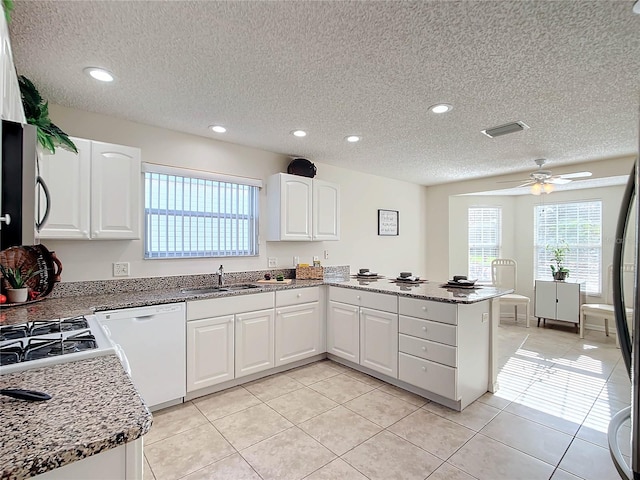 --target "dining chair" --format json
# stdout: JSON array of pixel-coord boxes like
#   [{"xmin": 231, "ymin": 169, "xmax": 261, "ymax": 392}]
[
  {"xmin": 580, "ymin": 264, "xmax": 634, "ymax": 339},
  {"xmin": 491, "ymin": 259, "xmax": 530, "ymax": 328}
]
